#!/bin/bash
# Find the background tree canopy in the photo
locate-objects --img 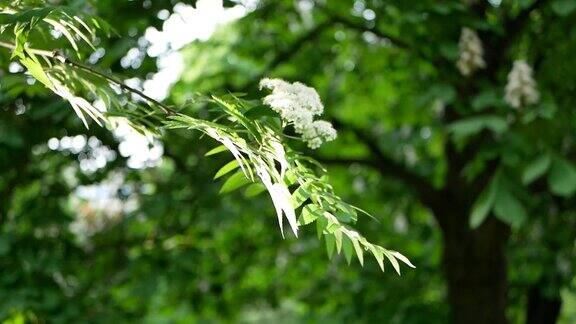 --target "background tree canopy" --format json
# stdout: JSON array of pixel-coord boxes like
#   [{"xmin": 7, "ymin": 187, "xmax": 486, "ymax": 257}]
[{"xmin": 1, "ymin": 0, "xmax": 576, "ymax": 323}]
